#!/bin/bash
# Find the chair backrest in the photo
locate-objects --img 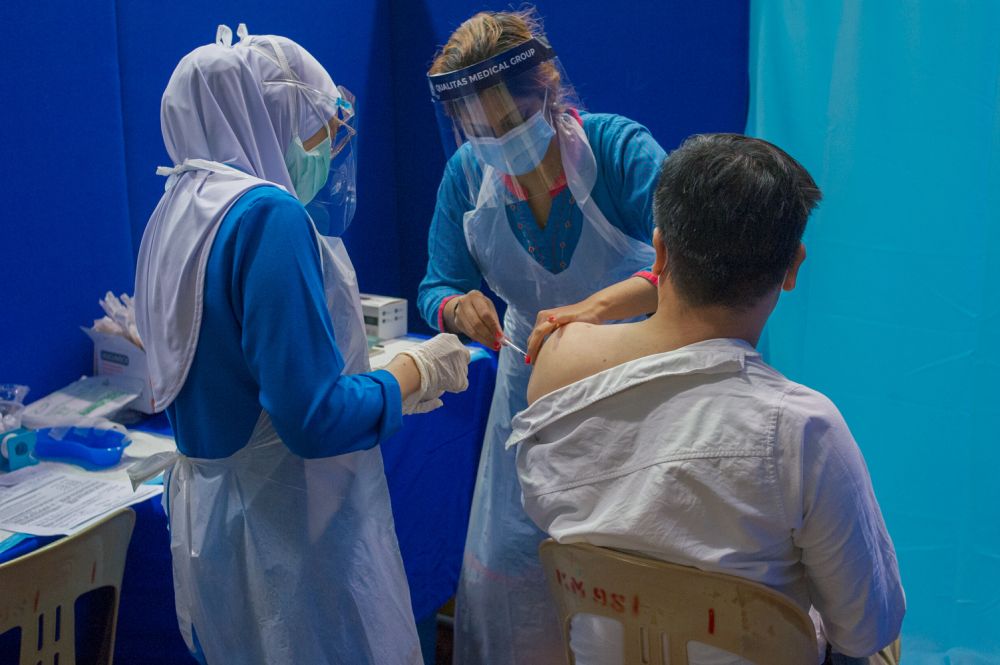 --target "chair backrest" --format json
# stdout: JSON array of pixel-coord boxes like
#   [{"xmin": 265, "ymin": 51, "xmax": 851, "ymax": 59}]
[
  {"xmin": 539, "ymin": 540, "xmax": 817, "ymax": 665},
  {"xmin": 0, "ymin": 508, "xmax": 136, "ymax": 665}
]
